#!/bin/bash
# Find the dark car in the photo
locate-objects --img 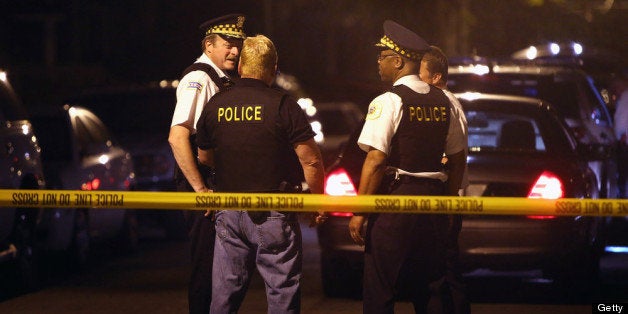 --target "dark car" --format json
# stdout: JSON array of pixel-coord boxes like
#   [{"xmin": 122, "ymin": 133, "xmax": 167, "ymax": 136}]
[
  {"xmin": 317, "ymin": 93, "xmax": 605, "ymax": 298},
  {"xmin": 510, "ymin": 42, "xmax": 627, "ymax": 107},
  {"xmin": 313, "ymin": 101, "xmax": 364, "ymax": 167},
  {"xmin": 66, "ymin": 82, "xmax": 188, "ymax": 240},
  {"xmin": 447, "ymin": 60, "xmax": 618, "ymax": 199},
  {"xmin": 29, "ymin": 105, "xmax": 137, "ymax": 265},
  {"xmin": 67, "ymin": 83, "xmax": 177, "ymax": 192},
  {"xmin": 0, "ymin": 69, "xmax": 46, "ymax": 295}
]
